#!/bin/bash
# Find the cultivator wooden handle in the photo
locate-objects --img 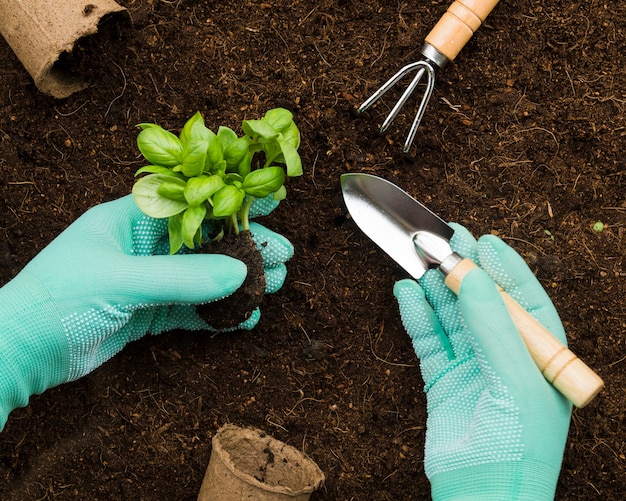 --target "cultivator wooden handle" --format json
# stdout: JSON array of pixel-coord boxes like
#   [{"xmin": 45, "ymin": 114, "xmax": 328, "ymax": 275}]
[{"xmin": 425, "ymin": 0, "xmax": 501, "ymax": 62}]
